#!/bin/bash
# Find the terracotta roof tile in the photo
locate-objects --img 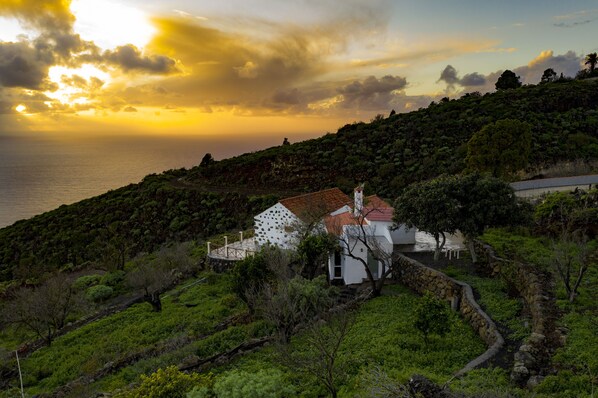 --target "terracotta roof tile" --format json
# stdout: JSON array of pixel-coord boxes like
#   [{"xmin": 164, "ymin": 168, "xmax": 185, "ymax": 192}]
[
  {"xmin": 324, "ymin": 211, "xmax": 361, "ymax": 235},
  {"xmin": 279, "ymin": 188, "xmax": 351, "ymax": 222}
]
